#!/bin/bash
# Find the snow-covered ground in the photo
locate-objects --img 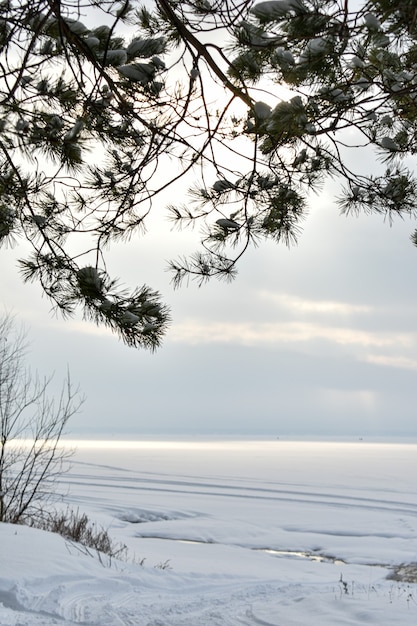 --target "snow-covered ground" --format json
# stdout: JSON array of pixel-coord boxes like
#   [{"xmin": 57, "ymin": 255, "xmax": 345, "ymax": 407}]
[{"xmin": 2, "ymin": 439, "xmax": 417, "ymax": 625}]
